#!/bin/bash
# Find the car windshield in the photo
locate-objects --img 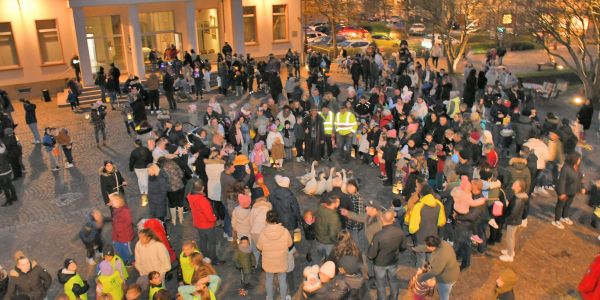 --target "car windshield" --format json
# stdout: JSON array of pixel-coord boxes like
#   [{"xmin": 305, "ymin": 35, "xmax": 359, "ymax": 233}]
[{"xmin": 338, "ymin": 41, "xmax": 351, "ymax": 47}]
